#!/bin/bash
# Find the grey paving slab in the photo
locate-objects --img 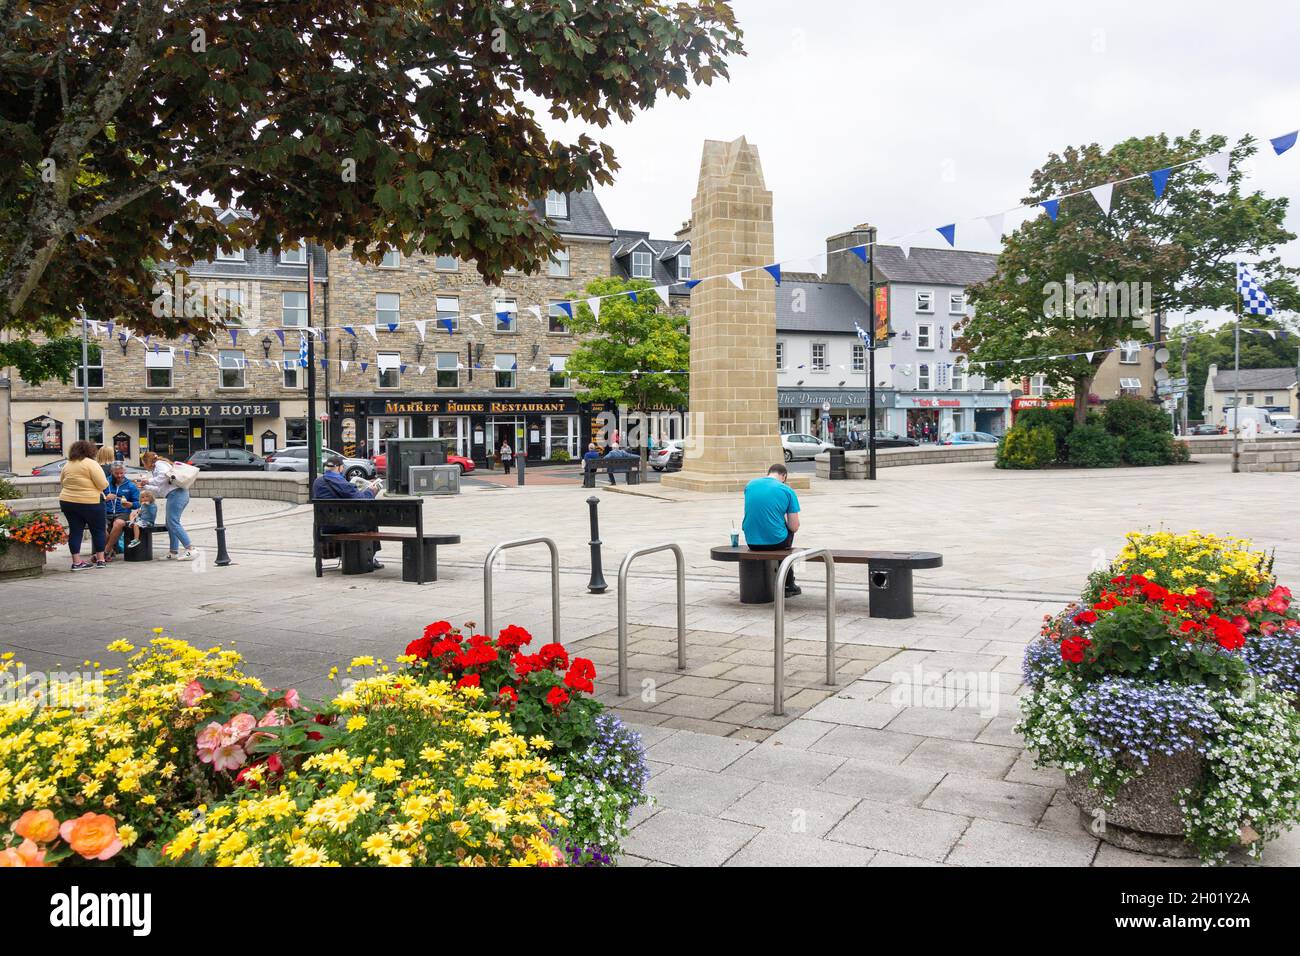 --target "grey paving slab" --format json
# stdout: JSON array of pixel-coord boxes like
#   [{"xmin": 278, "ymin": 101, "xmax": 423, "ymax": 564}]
[
  {"xmin": 902, "ymin": 738, "xmax": 1020, "ymax": 779},
  {"xmin": 800, "ymin": 694, "xmax": 904, "ymax": 728},
  {"xmin": 646, "ymin": 765, "xmax": 761, "ymax": 816},
  {"xmin": 921, "ymin": 774, "xmax": 1054, "ymax": 827},
  {"xmin": 722, "ymin": 744, "xmax": 846, "ymax": 787},
  {"xmin": 827, "ymin": 800, "xmax": 971, "ymax": 862},
  {"xmin": 809, "ymin": 724, "xmax": 926, "ymax": 764},
  {"xmin": 719, "ymin": 782, "xmax": 860, "ymax": 838},
  {"xmin": 884, "ymin": 706, "xmax": 993, "ymax": 741},
  {"xmin": 818, "ymin": 759, "xmax": 947, "ymax": 806},
  {"xmin": 644, "ymin": 729, "xmax": 756, "ymax": 771},
  {"xmin": 622, "ymin": 809, "xmax": 760, "ymax": 867},
  {"xmin": 724, "ymin": 830, "xmax": 877, "ymax": 867},
  {"xmin": 945, "ymin": 819, "xmax": 1099, "ymax": 867}
]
